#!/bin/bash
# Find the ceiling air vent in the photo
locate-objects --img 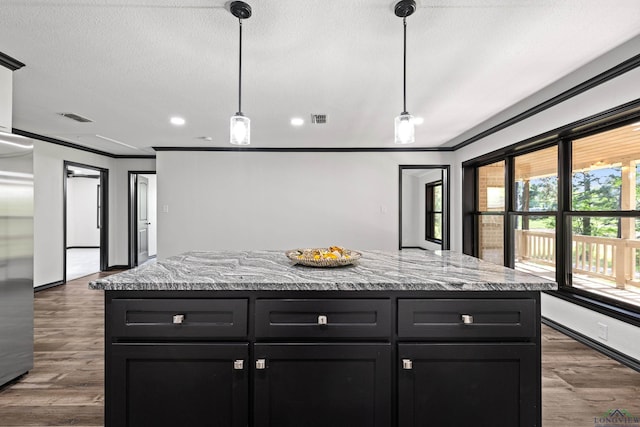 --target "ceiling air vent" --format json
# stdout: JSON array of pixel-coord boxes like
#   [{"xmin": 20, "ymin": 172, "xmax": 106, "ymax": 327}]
[
  {"xmin": 58, "ymin": 112, "xmax": 94, "ymax": 123},
  {"xmin": 311, "ymin": 114, "xmax": 327, "ymax": 124}
]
